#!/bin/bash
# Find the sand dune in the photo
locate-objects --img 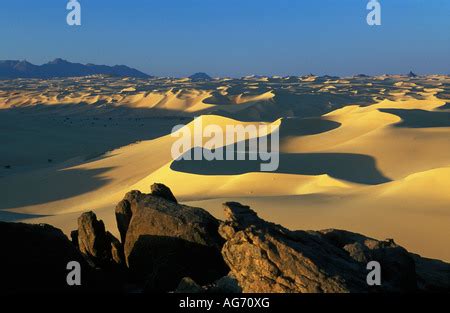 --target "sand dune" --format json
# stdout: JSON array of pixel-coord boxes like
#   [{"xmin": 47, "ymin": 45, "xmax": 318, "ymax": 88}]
[{"xmin": 1, "ymin": 75, "xmax": 449, "ymax": 261}]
